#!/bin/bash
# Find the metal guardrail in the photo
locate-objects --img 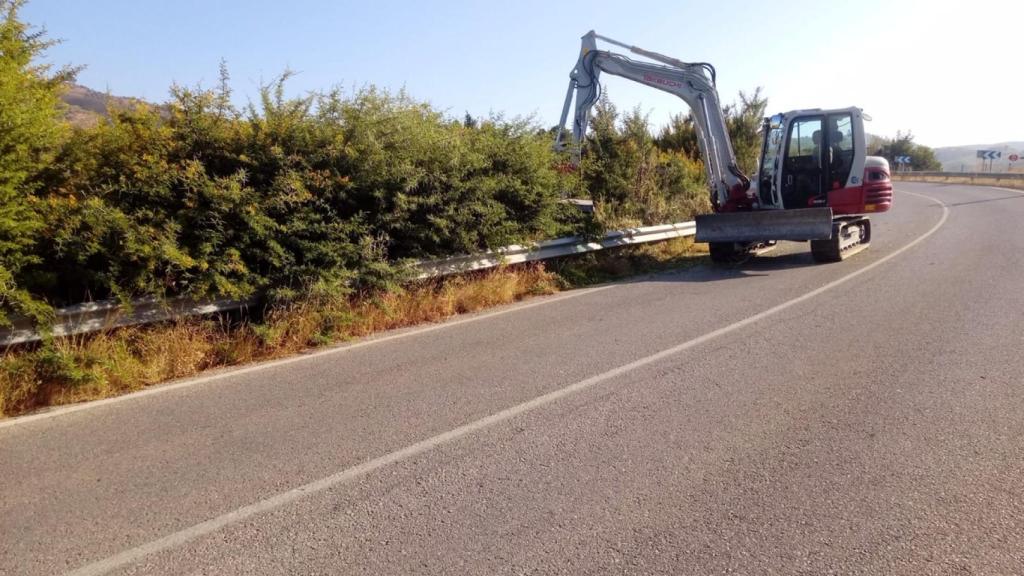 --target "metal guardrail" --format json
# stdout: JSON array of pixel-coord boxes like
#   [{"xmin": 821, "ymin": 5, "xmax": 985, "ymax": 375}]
[
  {"xmin": 417, "ymin": 221, "xmax": 696, "ymax": 277},
  {"xmin": 1, "ymin": 221, "xmax": 698, "ymax": 346},
  {"xmin": 0, "ymin": 297, "xmax": 260, "ymax": 347}
]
